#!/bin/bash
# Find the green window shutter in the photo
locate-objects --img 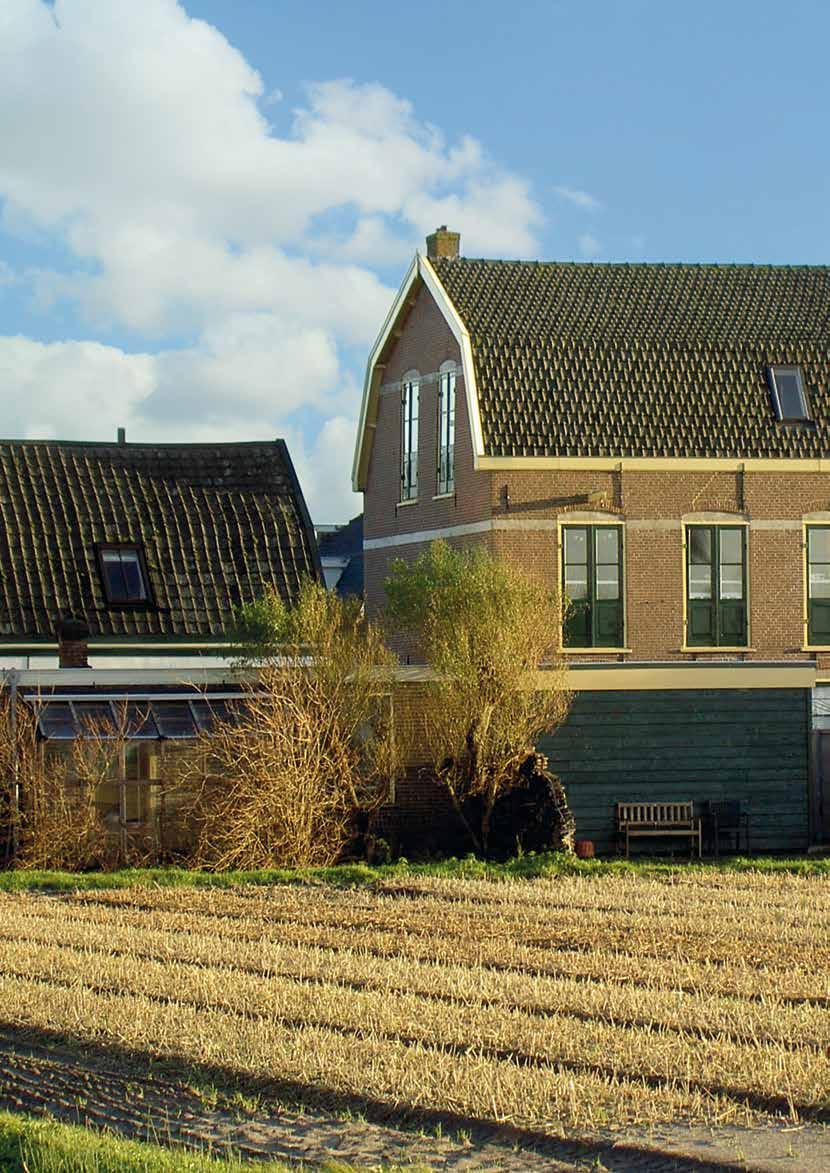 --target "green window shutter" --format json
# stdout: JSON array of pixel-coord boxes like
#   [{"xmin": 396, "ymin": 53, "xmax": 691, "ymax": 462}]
[
  {"xmin": 718, "ymin": 600, "xmax": 747, "ymax": 645},
  {"xmin": 562, "ymin": 526, "xmax": 590, "ymax": 647},
  {"xmin": 716, "ymin": 528, "xmax": 747, "ymax": 646},
  {"xmin": 807, "ymin": 527, "xmax": 830, "ymax": 645},
  {"xmin": 688, "ymin": 599, "xmax": 716, "ymax": 645},
  {"xmin": 686, "ymin": 526, "xmax": 715, "ymax": 646},
  {"xmin": 562, "ymin": 525, "xmax": 624, "ymax": 648},
  {"xmin": 686, "ymin": 526, "xmax": 747, "ymax": 647},
  {"xmin": 564, "ymin": 601, "xmax": 592, "ymax": 647},
  {"xmin": 594, "ymin": 599, "xmax": 622, "ymax": 645},
  {"xmin": 809, "ymin": 602, "xmax": 830, "ymax": 644}
]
